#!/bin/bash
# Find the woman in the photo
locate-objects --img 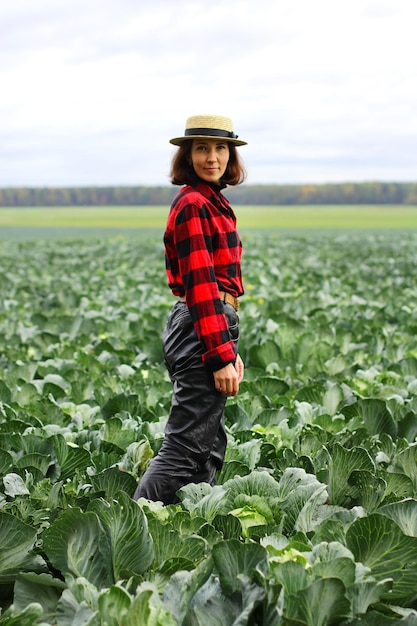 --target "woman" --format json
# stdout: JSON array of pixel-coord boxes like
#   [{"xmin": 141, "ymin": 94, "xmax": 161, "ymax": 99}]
[{"xmin": 133, "ymin": 114, "xmax": 247, "ymax": 505}]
